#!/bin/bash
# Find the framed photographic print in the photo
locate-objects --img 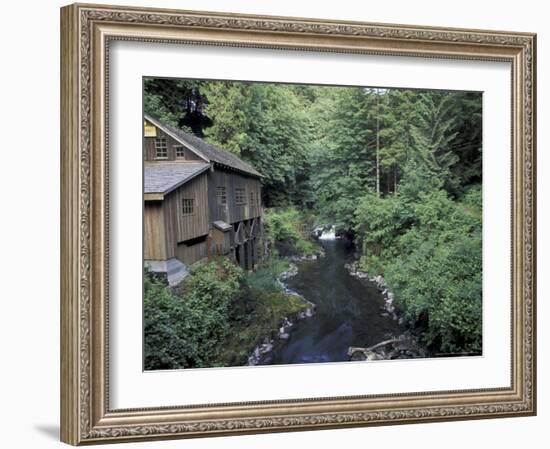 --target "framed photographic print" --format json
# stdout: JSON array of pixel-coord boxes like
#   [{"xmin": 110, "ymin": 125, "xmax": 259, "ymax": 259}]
[{"xmin": 60, "ymin": 3, "xmax": 537, "ymax": 445}]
